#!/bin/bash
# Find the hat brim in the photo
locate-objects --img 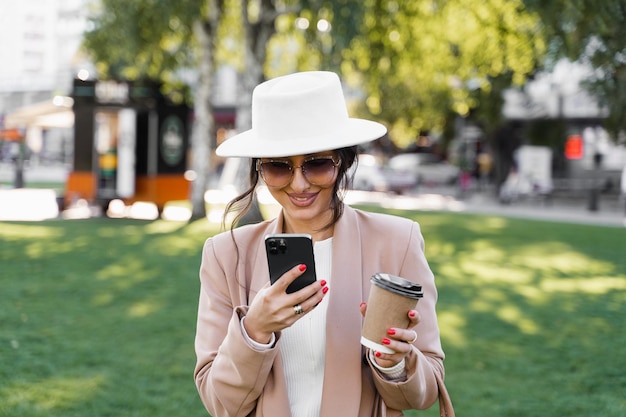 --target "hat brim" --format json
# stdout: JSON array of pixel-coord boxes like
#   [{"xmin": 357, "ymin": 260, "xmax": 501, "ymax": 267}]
[{"xmin": 216, "ymin": 118, "xmax": 387, "ymax": 158}]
